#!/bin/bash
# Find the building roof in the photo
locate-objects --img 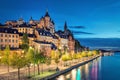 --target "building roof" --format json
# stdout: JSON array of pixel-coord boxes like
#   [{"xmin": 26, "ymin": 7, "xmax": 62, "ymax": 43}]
[
  {"xmin": 36, "ymin": 28, "xmax": 52, "ymax": 37},
  {"xmin": 55, "ymin": 30, "xmax": 68, "ymax": 39},
  {"xmin": 0, "ymin": 28, "xmax": 19, "ymax": 34},
  {"xmin": 18, "ymin": 23, "xmax": 32, "ymax": 28},
  {"xmin": 34, "ymin": 40, "xmax": 51, "ymax": 44},
  {"xmin": 52, "ymin": 34, "xmax": 58, "ymax": 39},
  {"xmin": 19, "ymin": 33, "xmax": 36, "ymax": 38},
  {"xmin": 45, "ymin": 11, "xmax": 50, "ymax": 17}
]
